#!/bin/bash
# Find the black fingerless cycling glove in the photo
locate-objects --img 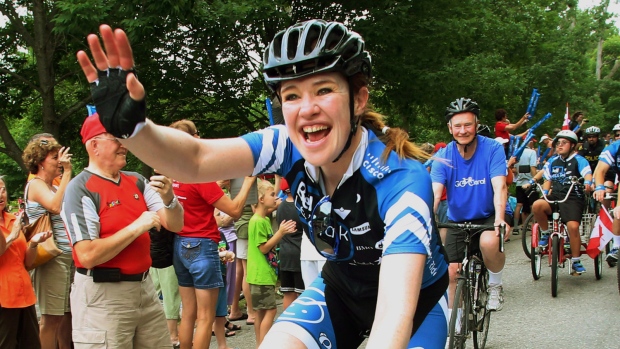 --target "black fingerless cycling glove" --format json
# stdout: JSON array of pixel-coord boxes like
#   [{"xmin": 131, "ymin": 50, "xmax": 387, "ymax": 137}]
[{"xmin": 90, "ymin": 68, "xmax": 146, "ymax": 138}]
